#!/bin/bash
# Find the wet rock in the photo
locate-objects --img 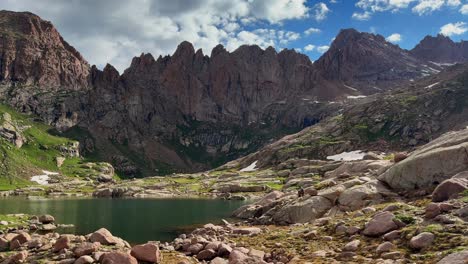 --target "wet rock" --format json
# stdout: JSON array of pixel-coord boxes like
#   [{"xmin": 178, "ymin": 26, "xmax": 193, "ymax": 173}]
[
  {"xmin": 39, "ymin": 214, "xmax": 55, "ymax": 224},
  {"xmin": 409, "ymin": 232, "xmax": 435, "ymax": 249},
  {"xmin": 130, "ymin": 243, "xmax": 161, "ymax": 263}
]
